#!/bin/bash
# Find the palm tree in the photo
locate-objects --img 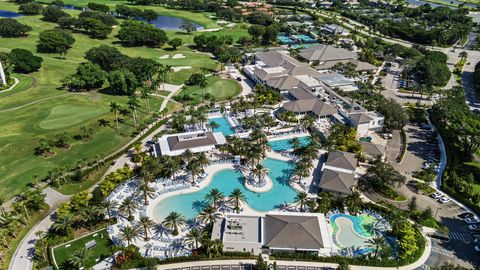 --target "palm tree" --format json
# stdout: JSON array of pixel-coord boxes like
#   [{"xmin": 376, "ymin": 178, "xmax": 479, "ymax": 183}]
[
  {"xmin": 101, "ymin": 200, "xmax": 118, "ymax": 220},
  {"xmin": 51, "ymin": 215, "xmax": 73, "ymax": 236},
  {"xmin": 162, "ymin": 211, "xmax": 186, "ymax": 236},
  {"xmin": 204, "ymin": 189, "xmax": 224, "ymax": 210},
  {"xmin": 294, "ymin": 191, "xmax": 308, "ymax": 212},
  {"xmin": 195, "ymin": 153, "xmax": 210, "ymax": 170},
  {"xmin": 228, "ymin": 188, "xmax": 246, "ymax": 213},
  {"xmin": 182, "ymin": 149, "xmax": 194, "ymax": 166},
  {"xmin": 140, "ymin": 86, "xmax": 151, "ymax": 112},
  {"xmin": 289, "ymin": 137, "xmax": 301, "ymax": 149},
  {"xmin": 345, "ymin": 192, "xmax": 362, "ymax": 215},
  {"xmin": 109, "ymin": 102, "xmax": 120, "ymax": 132},
  {"xmin": 197, "ymin": 206, "xmax": 222, "ymax": 225},
  {"xmin": 69, "ymin": 247, "xmax": 91, "ymax": 269},
  {"xmin": 119, "ymin": 196, "xmax": 140, "ymax": 220},
  {"xmin": 119, "ymin": 225, "xmax": 139, "ymax": 246},
  {"xmin": 127, "ymin": 95, "xmax": 140, "ymax": 127},
  {"xmin": 139, "ymin": 216, "xmax": 156, "ymax": 241},
  {"xmin": 459, "ymin": 51, "xmax": 468, "ymax": 60},
  {"xmin": 184, "ymin": 228, "xmax": 203, "ymax": 249},
  {"xmin": 252, "ymin": 164, "xmax": 268, "ymax": 183},
  {"xmin": 366, "ymin": 236, "xmax": 387, "ymax": 259},
  {"xmin": 139, "ymin": 181, "xmax": 156, "ymax": 205},
  {"xmin": 206, "ymin": 238, "xmax": 223, "ymax": 258},
  {"xmin": 166, "ymin": 156, "xmax": 181, "ymax": 180}
]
